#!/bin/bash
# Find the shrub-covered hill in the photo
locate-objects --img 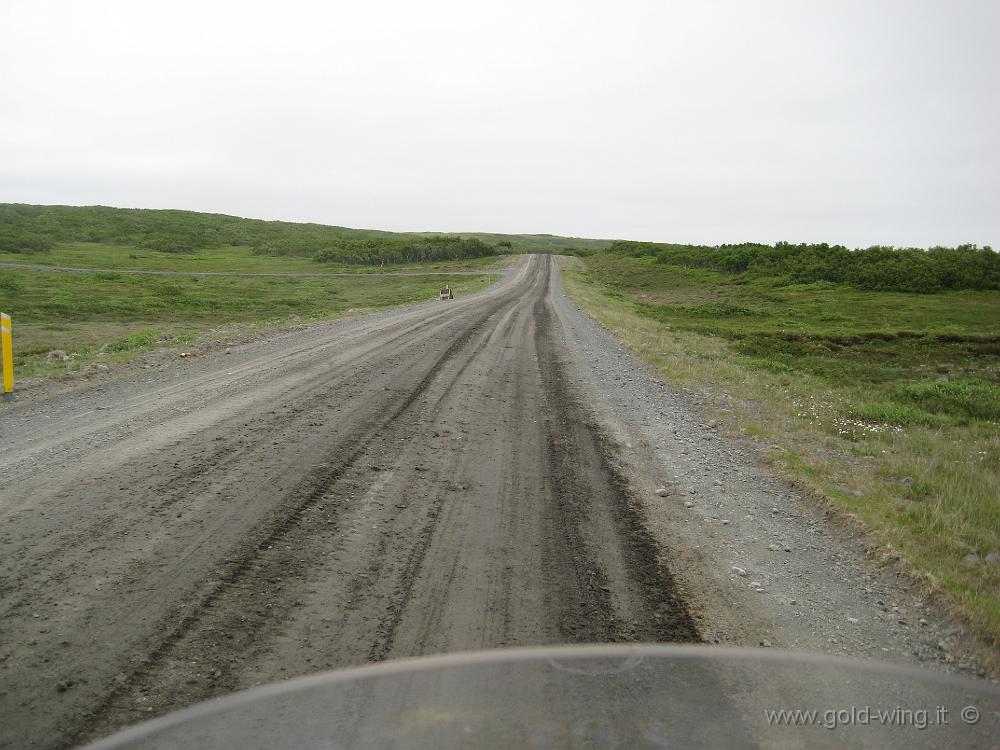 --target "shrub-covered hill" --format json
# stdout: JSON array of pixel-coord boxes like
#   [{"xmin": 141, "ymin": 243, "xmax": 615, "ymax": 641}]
[
  {"xmin": 0, "ymin": 203, "xmax": 612, "ymax": 264},
  {"xmin": 609, "ymin": 240, "xmax": 999, "ymax": 293}
]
